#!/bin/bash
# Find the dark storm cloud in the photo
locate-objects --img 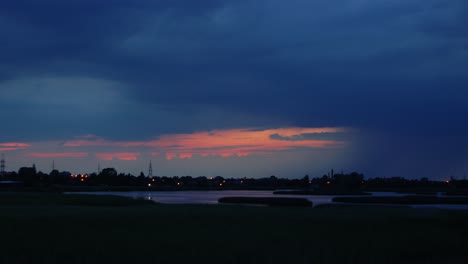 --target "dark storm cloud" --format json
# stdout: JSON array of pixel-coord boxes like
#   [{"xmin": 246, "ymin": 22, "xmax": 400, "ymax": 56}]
[
  {"xmin": 0, "ymin": 0, "xmax": 227, "ymax": 76},
  {"xmin": 1, "ymin": 0, "xmax": 467, "ymax": 178},
  {"xmin": 3, "ymin": 0, "xmax": 467, "ymax": 103}
]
